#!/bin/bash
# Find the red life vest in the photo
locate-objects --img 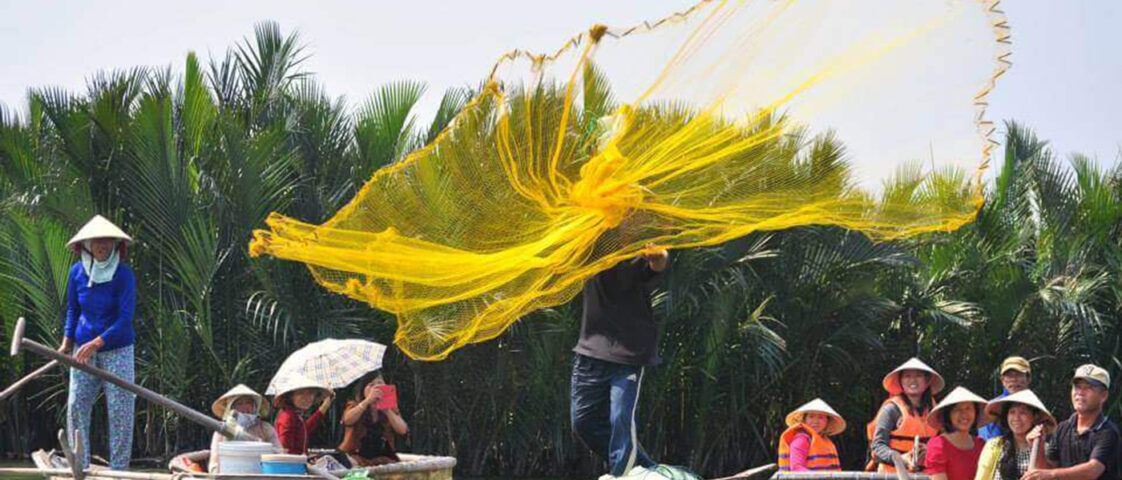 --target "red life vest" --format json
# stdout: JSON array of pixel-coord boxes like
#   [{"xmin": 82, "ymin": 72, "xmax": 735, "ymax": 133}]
[{"xmin": 778, "ymin": 424, "xmax": 841, "ymax": 472}]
